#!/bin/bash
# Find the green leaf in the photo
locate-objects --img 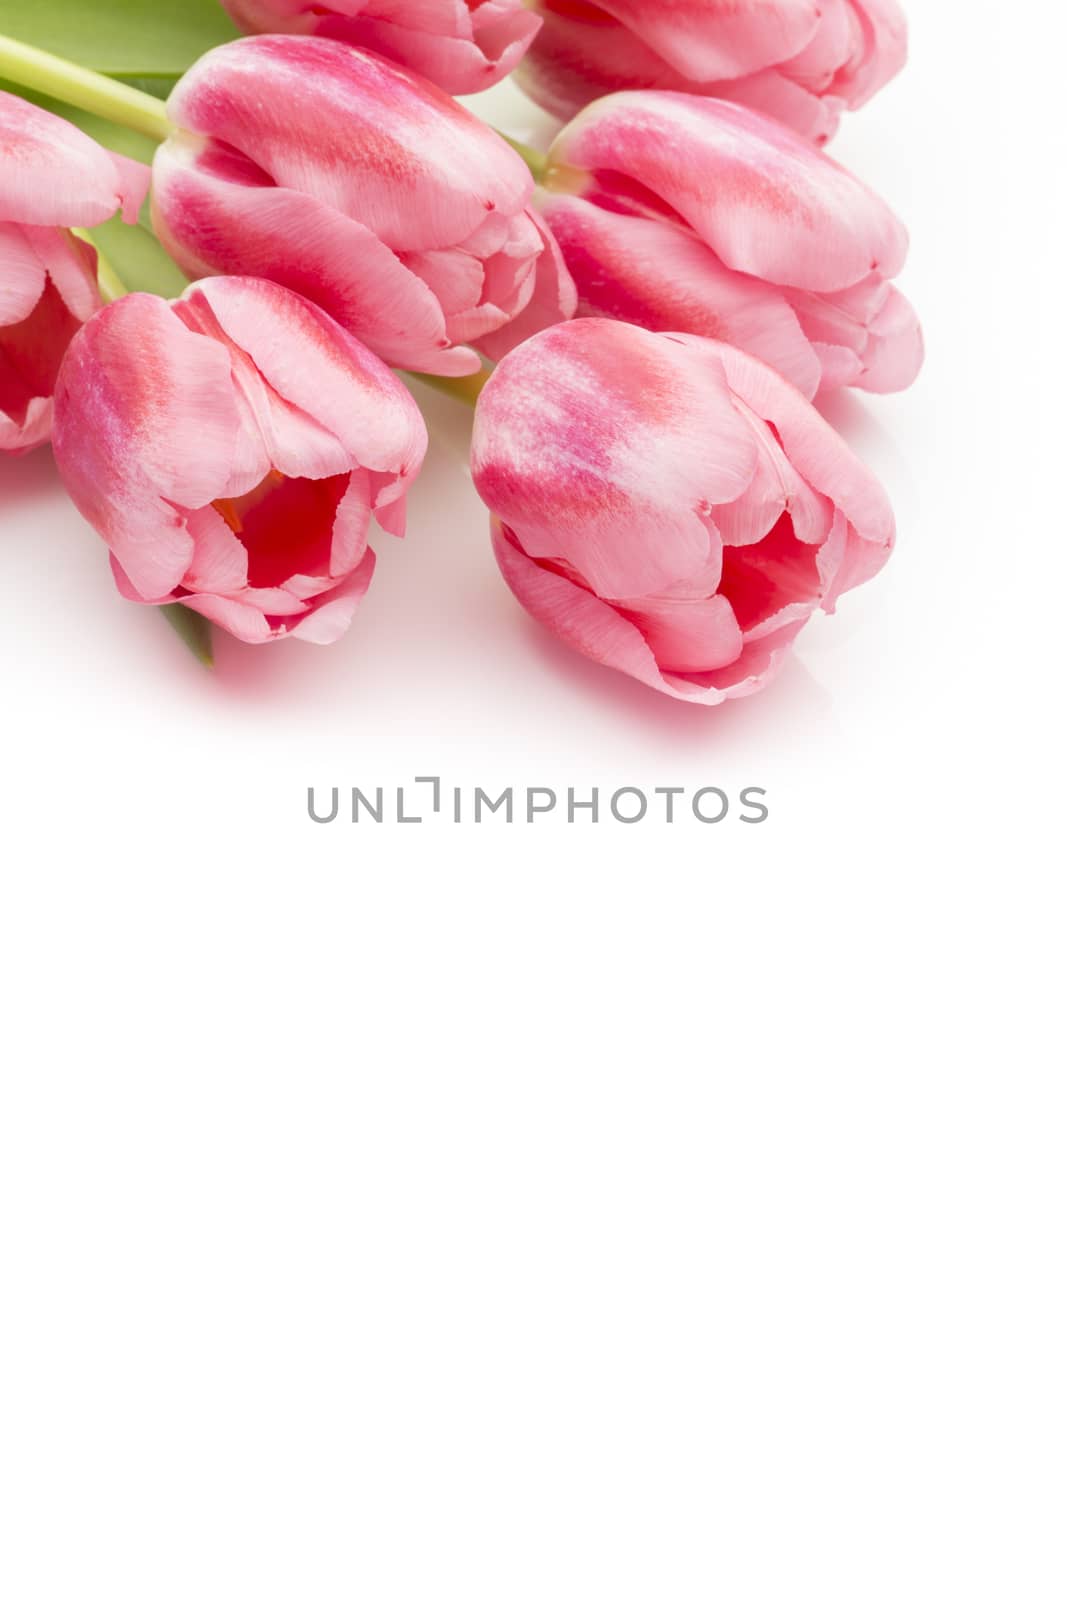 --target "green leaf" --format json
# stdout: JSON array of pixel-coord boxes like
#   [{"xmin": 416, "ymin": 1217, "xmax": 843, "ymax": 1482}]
[
  {"xmin": 90, "ymin": 213, "xmax": 191, "ymax": 301},
  {"xmin": 0, "ymin": 0, "xmax": 239, "ymax": 77},
  {"xmin": 163, "ymin": 606, "xmax": 215, "ymax": 669},
  {"xmin": 111, "ymin": 73, "xmax": 184, "ymax": 100}
]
